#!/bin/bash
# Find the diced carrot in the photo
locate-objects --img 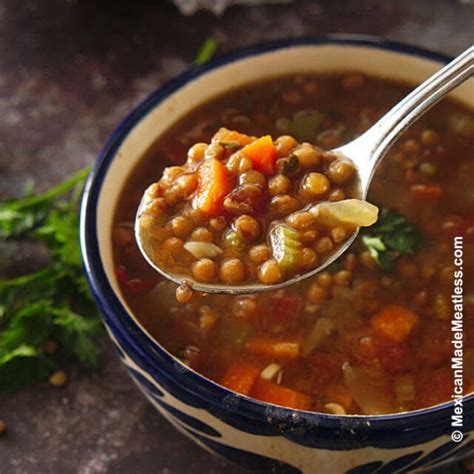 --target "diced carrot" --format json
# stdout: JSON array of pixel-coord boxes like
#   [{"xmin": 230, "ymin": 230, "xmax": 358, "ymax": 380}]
[
  {"xmin": 193, "ymin": 159, "xmax": 233, "ymax": 215},
  {"xmin": 212, "ymin": 128, "xmax": 255, "ymax": 148},
  {"xmin": 251, "ymin": 379, "xmax": 311, "ymax": 410},
  {"xmin": 325, "ymin": 384, "xmax": 354, "ymax": 412},
  {"xmin": 241, "ymin": 135, "xmax": 277, "ymax": 175},
  {"xmin": 410, "ymin": 184, "xmax": 443, "ymax": 199},
  {"xmin": 220, "ymin": 361, "xmax": 261, "ymax": 396},
  {"xmin": 245, "ymin": 338, "xmax": 301, "ymax": 360},
  {"xmin": 371, "ymin": 304, "xmax": 419, "ymax": 343}
]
